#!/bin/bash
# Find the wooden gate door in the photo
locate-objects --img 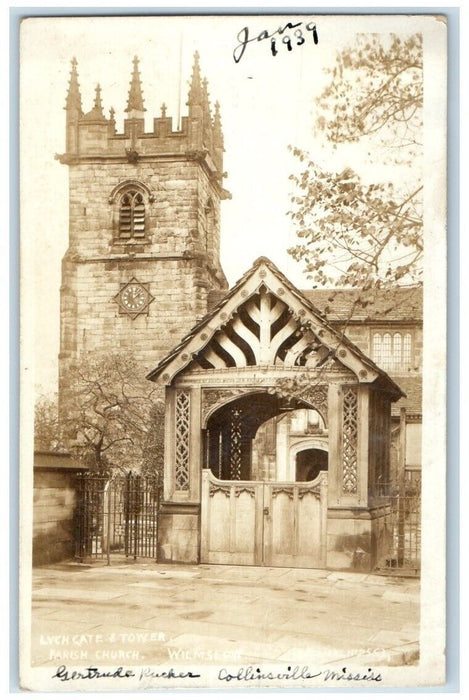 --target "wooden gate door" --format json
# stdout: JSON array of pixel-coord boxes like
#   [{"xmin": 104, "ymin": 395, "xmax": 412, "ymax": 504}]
[{"xmin": 201, "ymin": 470, "xmax": 327, "ymax": 568}]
